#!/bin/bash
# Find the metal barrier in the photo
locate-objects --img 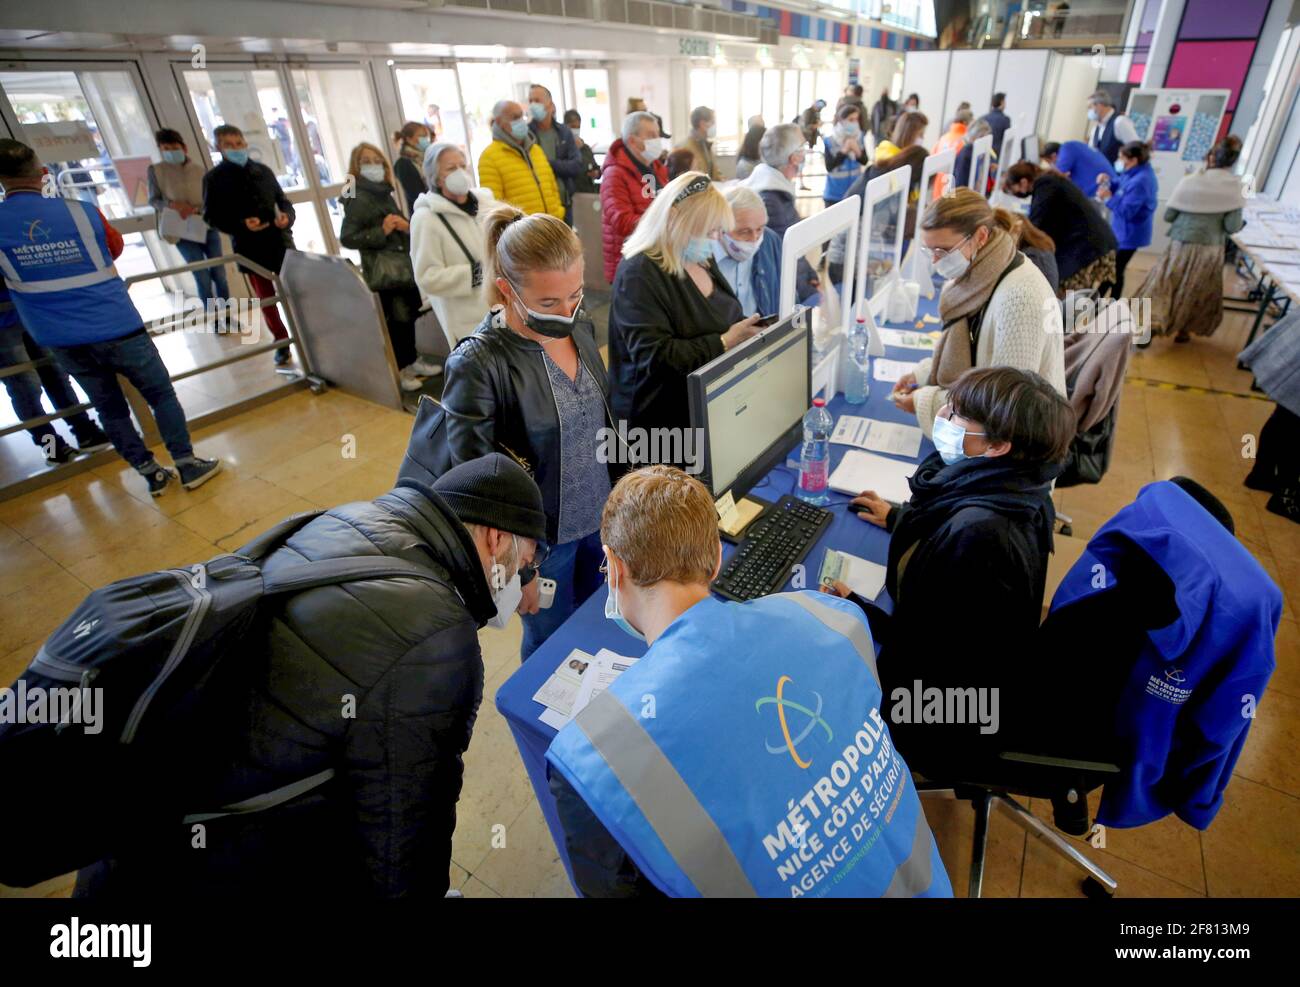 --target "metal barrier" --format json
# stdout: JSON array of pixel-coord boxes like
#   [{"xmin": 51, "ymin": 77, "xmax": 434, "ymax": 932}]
[{"xmin": 0, "ymin": 252, "xmax": 323, "ymax": 499}]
